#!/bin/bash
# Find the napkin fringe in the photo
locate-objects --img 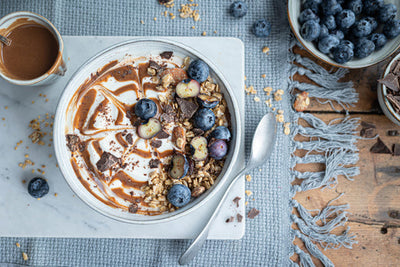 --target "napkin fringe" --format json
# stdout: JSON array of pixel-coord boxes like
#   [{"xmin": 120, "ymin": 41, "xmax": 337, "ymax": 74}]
[{"xmin": 289, "ymin": 41, "xmax": 359, "ymax": 266}]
